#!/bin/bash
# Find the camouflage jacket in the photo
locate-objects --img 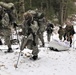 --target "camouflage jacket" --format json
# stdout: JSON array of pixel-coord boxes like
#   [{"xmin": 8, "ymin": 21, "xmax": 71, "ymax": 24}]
[{"xmin": 0, "ymin": 12, "xmax": 10, "ymax": 28}]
